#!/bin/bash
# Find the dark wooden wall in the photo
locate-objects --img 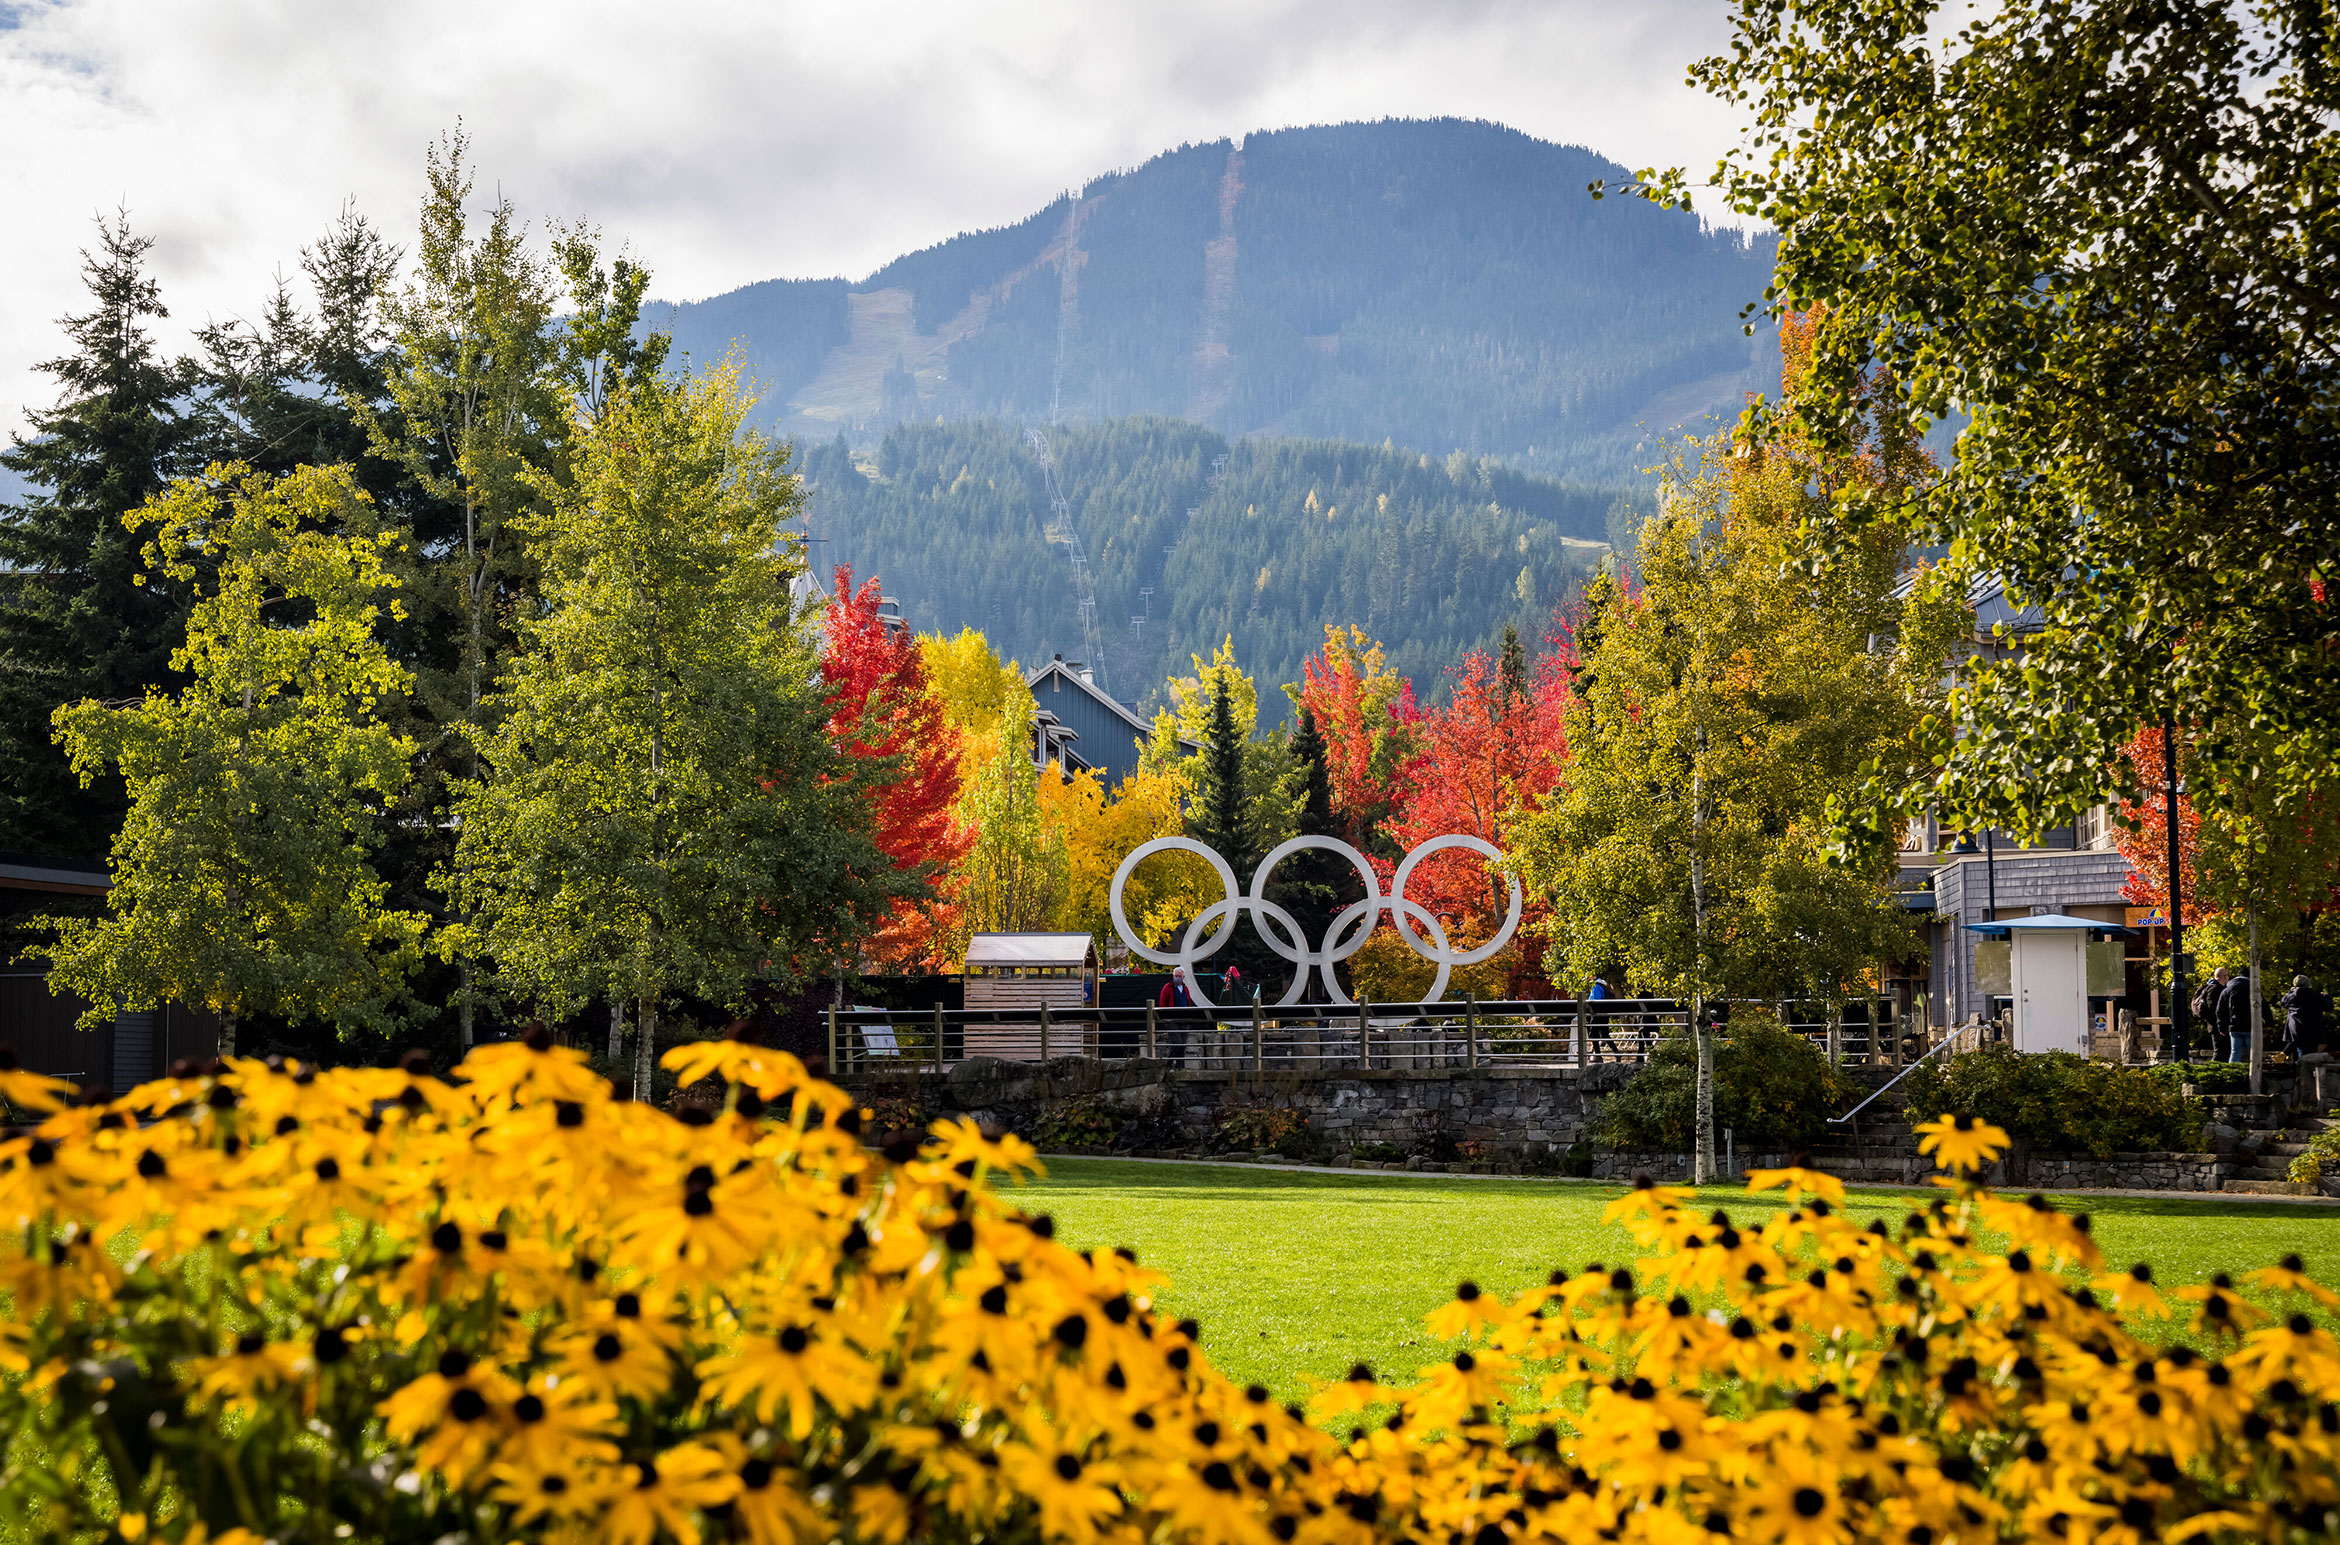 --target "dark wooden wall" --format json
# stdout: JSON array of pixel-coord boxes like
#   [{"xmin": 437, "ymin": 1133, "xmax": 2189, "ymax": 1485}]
[{"xmin": 0, "ymin": 971, "xmax": 110, "ymax": 1091}]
